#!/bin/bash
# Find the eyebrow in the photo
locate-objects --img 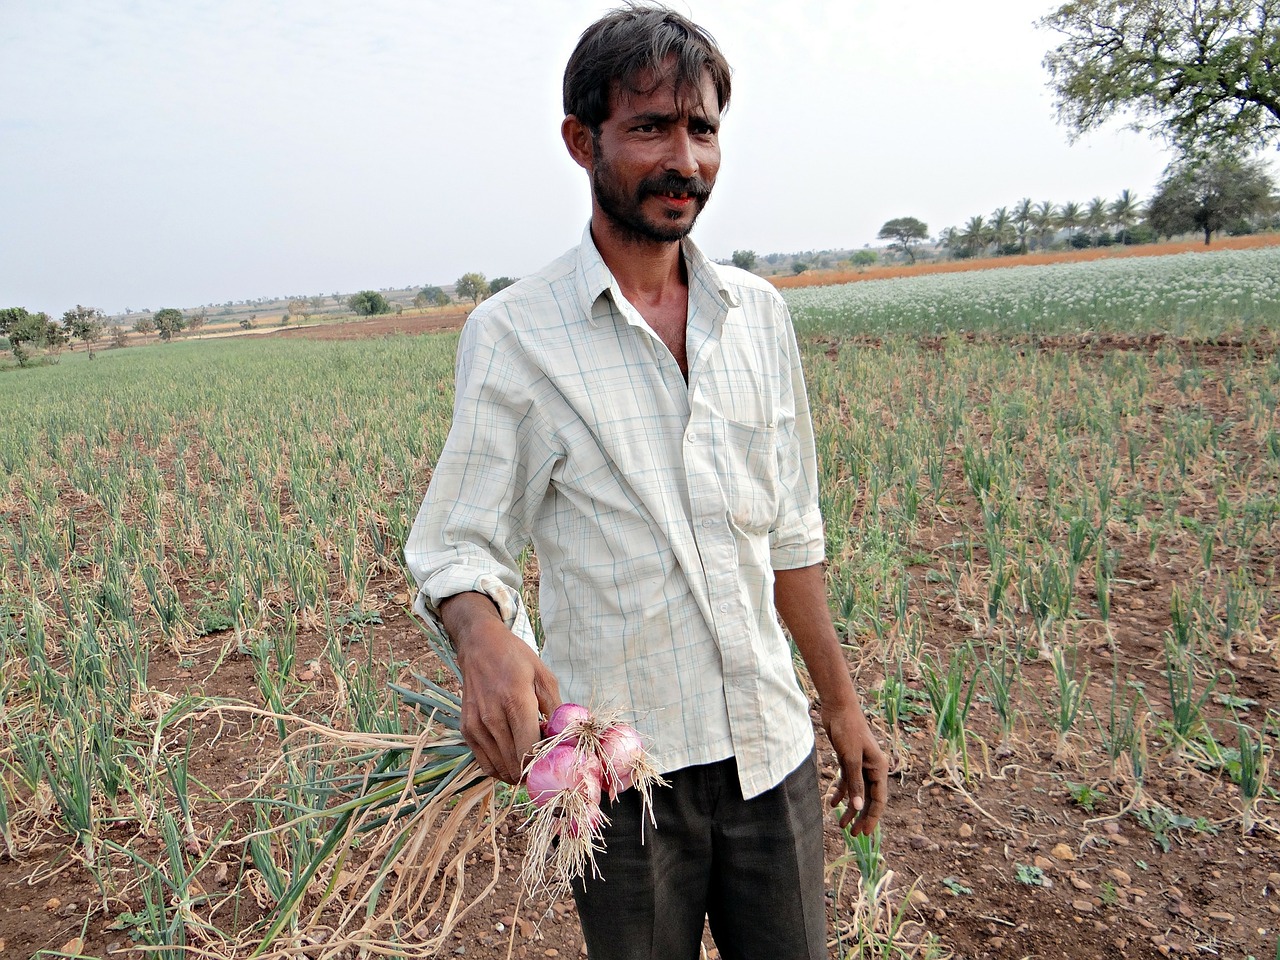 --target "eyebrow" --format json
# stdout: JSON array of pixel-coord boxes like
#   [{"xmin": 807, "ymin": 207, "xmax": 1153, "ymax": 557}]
[{"xmin": 627, "ymin": 110, "xmax": 719, "ymax": 127}]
